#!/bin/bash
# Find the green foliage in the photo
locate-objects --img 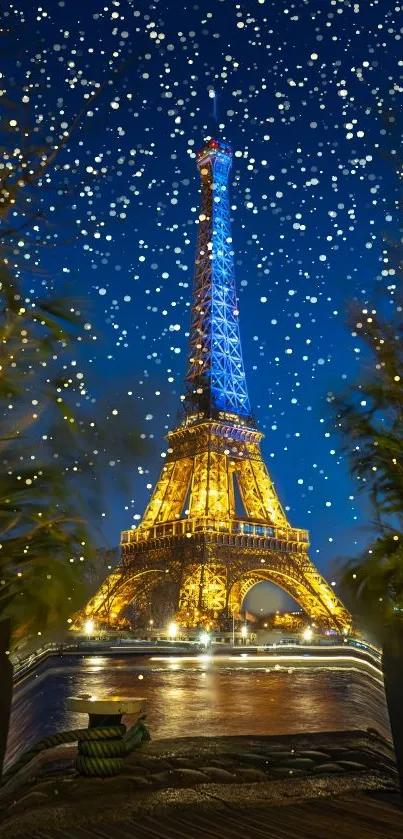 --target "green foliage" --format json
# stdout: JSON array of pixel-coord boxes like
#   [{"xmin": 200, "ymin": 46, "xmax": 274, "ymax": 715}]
[
  {"xmin": 332, "ymin": 300, "xmax": 403, "ymax": 519},
  {"xmin": 0, "ymin": 265, "xmax": 90, "ymax": 637},
  {"xmin": 339, "ymin": 533, "xmax": 403, "ymax": 641},
  {"xmin": 0, "ymin": 70, "xmax": 143, "ymax": 645},
  {"xmin": 0, "ymin": 242, "xmax": 143, "ymax": 644},
  {"xmin": 331, "ymin": 298, "xmax": 403, "ymax": 639},
  {"xmin": 0, "ymin": 266, "xmax": 143, "ymax": 642}
]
